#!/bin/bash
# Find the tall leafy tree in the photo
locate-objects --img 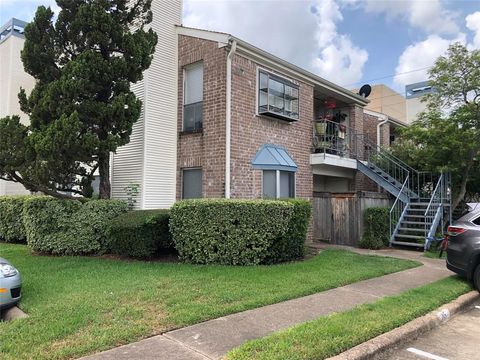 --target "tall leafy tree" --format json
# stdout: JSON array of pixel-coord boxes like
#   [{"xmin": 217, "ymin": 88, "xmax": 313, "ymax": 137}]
[
  {"xmin": 0, "ymin": 0, "xmax": 157, "ymax": 199},
  {"xmin": 391, "ymin": 43, "xmax": 480, "ymax": 209}
]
